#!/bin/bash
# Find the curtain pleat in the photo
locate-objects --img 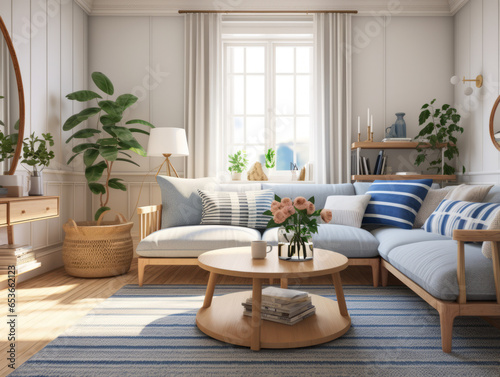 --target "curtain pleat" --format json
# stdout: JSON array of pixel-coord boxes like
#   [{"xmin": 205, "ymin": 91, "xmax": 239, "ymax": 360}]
[
  {"xmin": 314, "ymin": 13, "xmax": 352, "ymax": 184},
  {"xmin": 184, "ymin": 14, "xmax": 221, "ymax": 178}
]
